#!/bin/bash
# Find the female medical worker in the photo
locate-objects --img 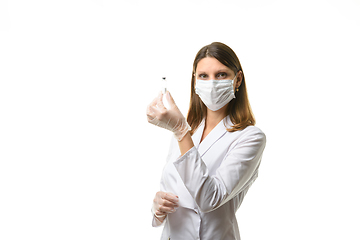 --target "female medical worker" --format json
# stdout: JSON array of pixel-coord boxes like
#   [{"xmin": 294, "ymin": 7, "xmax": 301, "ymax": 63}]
[{"xmin": 147, "ymin": 42, "xmax": 266, "ymax": 240}]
